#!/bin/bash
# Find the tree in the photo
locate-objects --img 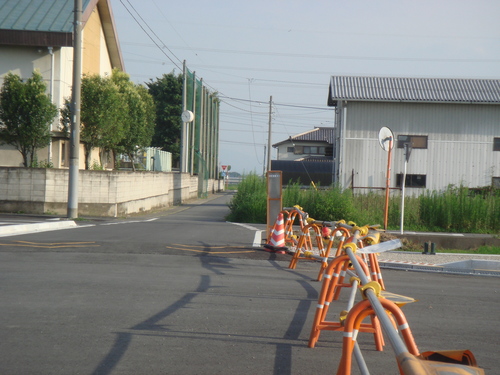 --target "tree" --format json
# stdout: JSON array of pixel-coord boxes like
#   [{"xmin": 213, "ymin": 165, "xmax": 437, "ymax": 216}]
[
  {"xmin": 80, "ymin": 74, "xmax": 124, "ymax": 169},
  {"xmin": 147, "ymin": 72, "xmax": 183, "ymax": 167},
  {"xmin": 0, "ymin": 71, "xmax": 57, "ymax": 167},
  {"xmin": 111, "ymin": 70, "xmax": 155, "ymax": 170}
]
